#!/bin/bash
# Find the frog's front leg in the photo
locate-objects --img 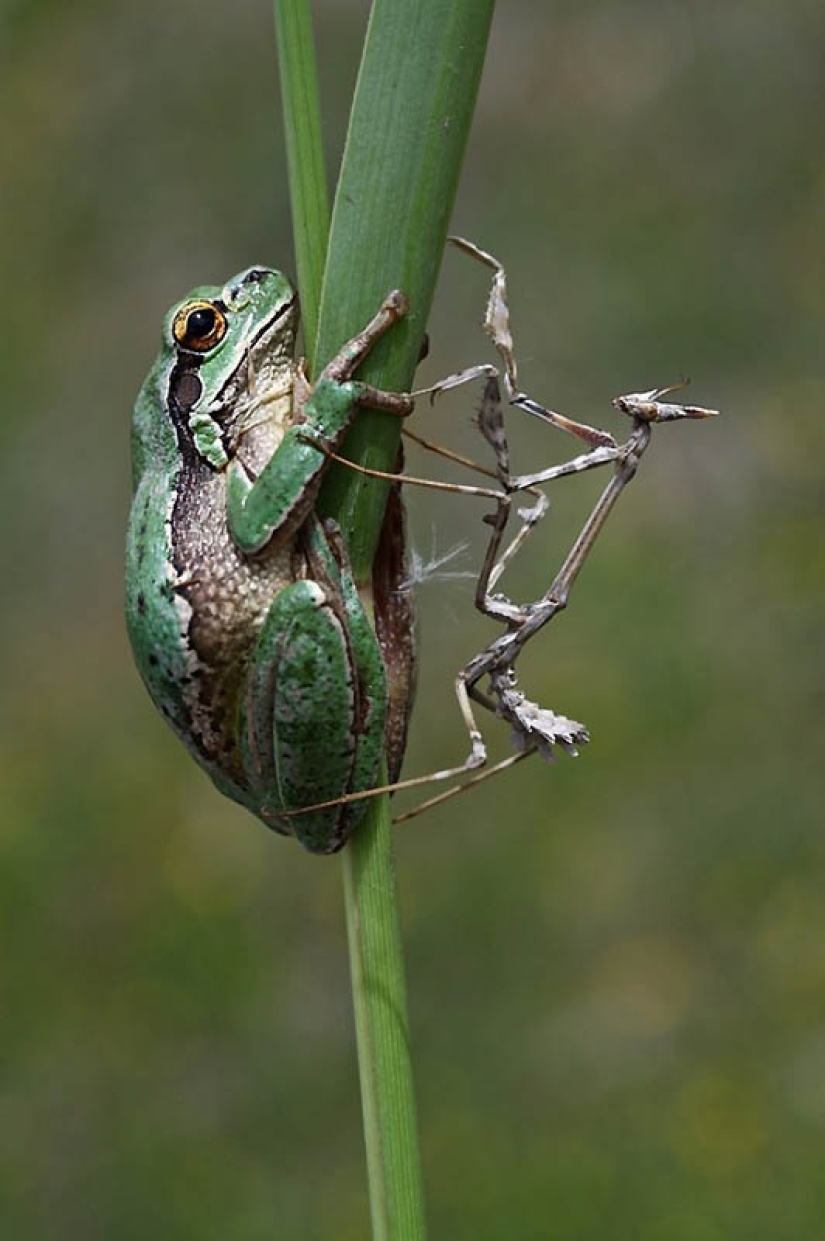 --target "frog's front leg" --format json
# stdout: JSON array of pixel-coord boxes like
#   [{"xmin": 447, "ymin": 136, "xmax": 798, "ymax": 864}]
[
  {"xmin": 227, "ymin": 290, "xmax": 414, "ymax": 555},
  {"xmin": 239, "ymin": 516, "xmax": 387, "ymax": 855}
]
